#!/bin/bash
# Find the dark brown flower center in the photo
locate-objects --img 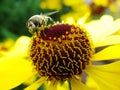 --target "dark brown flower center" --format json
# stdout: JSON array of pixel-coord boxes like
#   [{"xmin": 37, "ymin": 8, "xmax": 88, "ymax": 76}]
[{"xmin": 29, "ymin": 23, "xmax": 94, "ymax": 81}]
